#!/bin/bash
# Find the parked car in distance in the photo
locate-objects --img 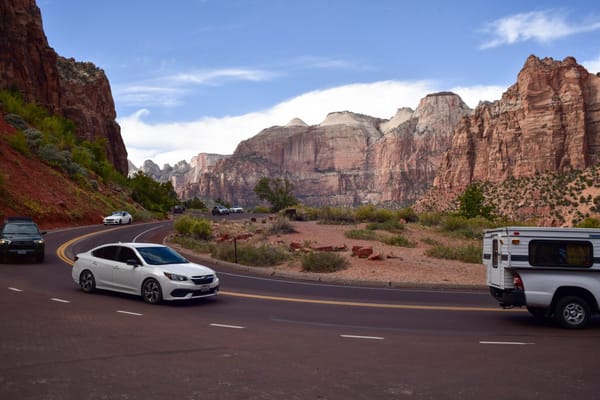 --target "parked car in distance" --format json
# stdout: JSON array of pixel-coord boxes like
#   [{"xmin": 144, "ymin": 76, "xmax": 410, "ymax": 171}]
[
  {"xmin": 72, "ymin": 242, "xmax": 220, "ymax": 304},
  {"xmin": 212, "ymin": 205, "xmax": 230, "ymax": 215},
  {"xmin": 0, "ymin": 216, "xmax": 46, "ymax": 263},
  {"xmin": 103, "ymin": 211, "xmax": 132, "ymax": 225},
  {"xmin": 172, "ymin": 205, "xmax": 185, "ymax": 214},
  {"xmin": 229, "ymin": 205, "xmax": 244, "ymax": 213}
]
